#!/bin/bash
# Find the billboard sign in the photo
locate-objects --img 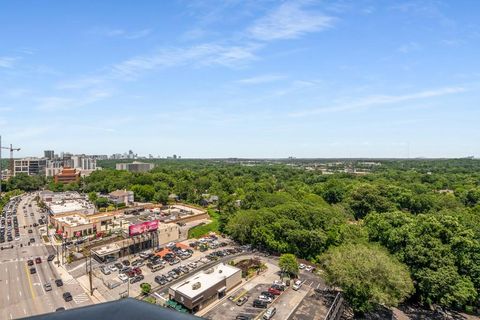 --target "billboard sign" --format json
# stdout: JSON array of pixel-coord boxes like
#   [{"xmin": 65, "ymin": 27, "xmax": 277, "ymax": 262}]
[{"xmin": 129, "ymin": 220, "xmax": 159, "ymax": 237}]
